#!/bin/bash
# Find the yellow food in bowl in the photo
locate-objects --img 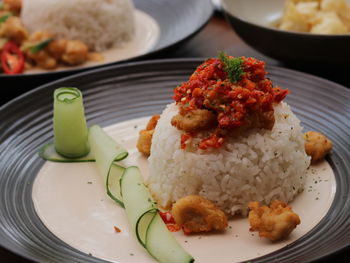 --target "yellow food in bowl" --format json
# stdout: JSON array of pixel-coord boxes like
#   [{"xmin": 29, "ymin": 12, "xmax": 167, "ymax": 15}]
[{"xmin": 277, "ymin": 0, "xmax": 350, "ymax": 34}]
